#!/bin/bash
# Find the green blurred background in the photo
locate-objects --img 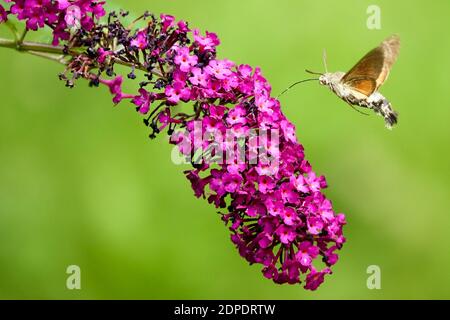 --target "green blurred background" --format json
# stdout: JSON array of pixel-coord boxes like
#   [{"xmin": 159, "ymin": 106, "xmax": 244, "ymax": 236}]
[{"xmin": 0, "ymin": 0, "xmax": 449, "ymax": 299}]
